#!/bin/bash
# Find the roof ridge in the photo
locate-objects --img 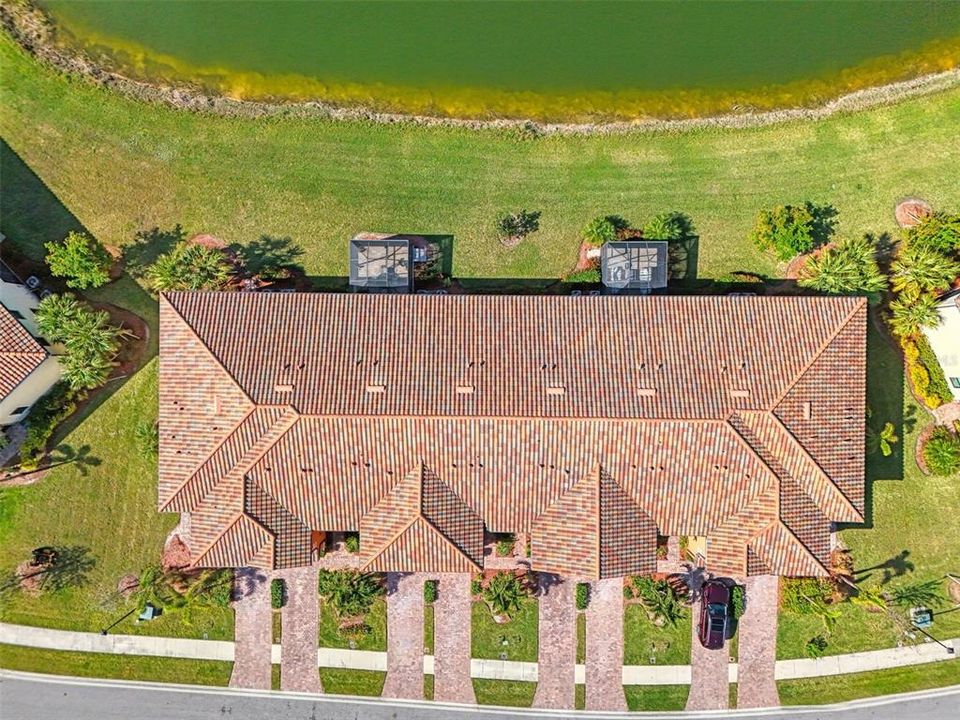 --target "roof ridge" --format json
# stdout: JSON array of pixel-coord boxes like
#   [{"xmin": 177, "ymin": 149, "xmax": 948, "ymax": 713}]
[
  {"xmin": 752, "ymin": 519, "xmax": 829, "ymax": 576},
  {"xmin": 415, "ymin": 515, "xmax": 483, "ymax": 572},
  {"xmin": 768, "ymin": 298, "xmax": 866, "ymax": 411},
  {"xmin": 190, "ymin": 511, "xmax": 275, "ymax": 568}
]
